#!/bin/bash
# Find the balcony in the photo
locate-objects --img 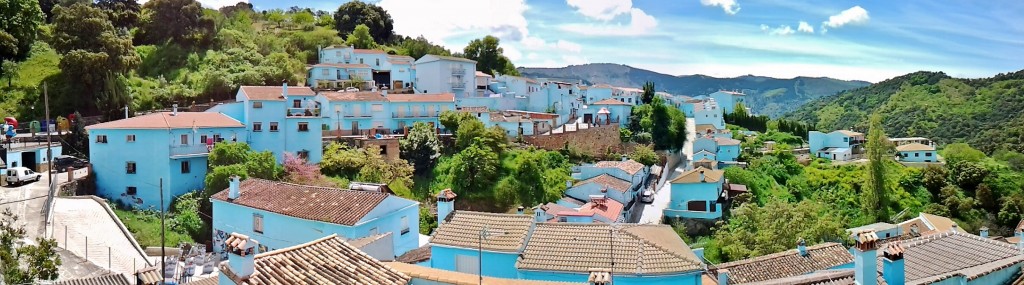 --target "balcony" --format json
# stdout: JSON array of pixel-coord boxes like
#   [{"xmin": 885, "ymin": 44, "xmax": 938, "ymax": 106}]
[
  {"xmin": 450, "ymin": 81, "xmax": 466, "ymax": 89},
  {"xmin": 287, "ymin": 107, "xmax": 321, "ymax": 117},
  {"xmin": 451, "ymin": 67, "xmax": 466, "ymax": 75},
  {"xmin": 393, "ymin": 111, "xmax": 440, "ymax": 118},
  {"xmin": 170, "ymin": 145, "xmax": 210, "ymax": 158}
]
